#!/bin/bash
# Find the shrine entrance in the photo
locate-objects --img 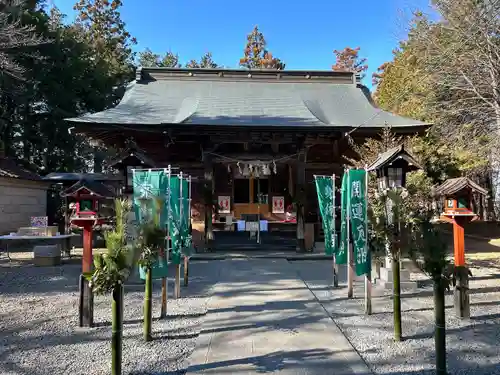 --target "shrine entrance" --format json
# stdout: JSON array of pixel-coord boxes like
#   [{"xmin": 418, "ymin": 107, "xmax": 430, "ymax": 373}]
[{"xmin": 212, "ymin": 161, "xmax": 297, "ymax": 251}]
